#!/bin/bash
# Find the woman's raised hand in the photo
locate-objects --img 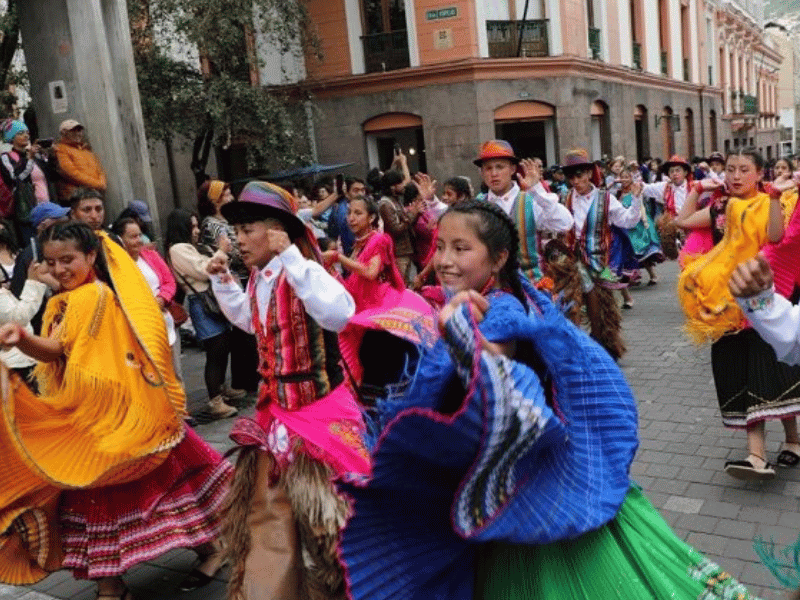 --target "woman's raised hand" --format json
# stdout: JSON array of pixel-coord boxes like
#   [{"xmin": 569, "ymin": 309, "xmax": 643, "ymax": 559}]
[
  {"xmin": 413, "ymin": 173, "xmax": 437, "ymax": 201},
  {"xmin": 0, "ymin": 323, "xmax": 22, "ymax": 349},
  {"xmin": 438, "ymin": 290, "xmax": 505, "ymax": 356}
]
